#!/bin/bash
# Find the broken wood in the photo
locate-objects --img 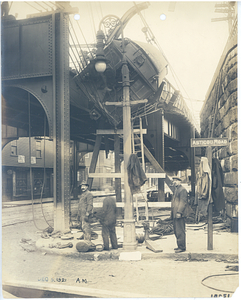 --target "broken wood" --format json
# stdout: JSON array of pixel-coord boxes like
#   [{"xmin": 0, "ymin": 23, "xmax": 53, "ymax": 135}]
[{"xmin": 145, "ymin": 240, "xmax": 163, "ymax": 253}]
